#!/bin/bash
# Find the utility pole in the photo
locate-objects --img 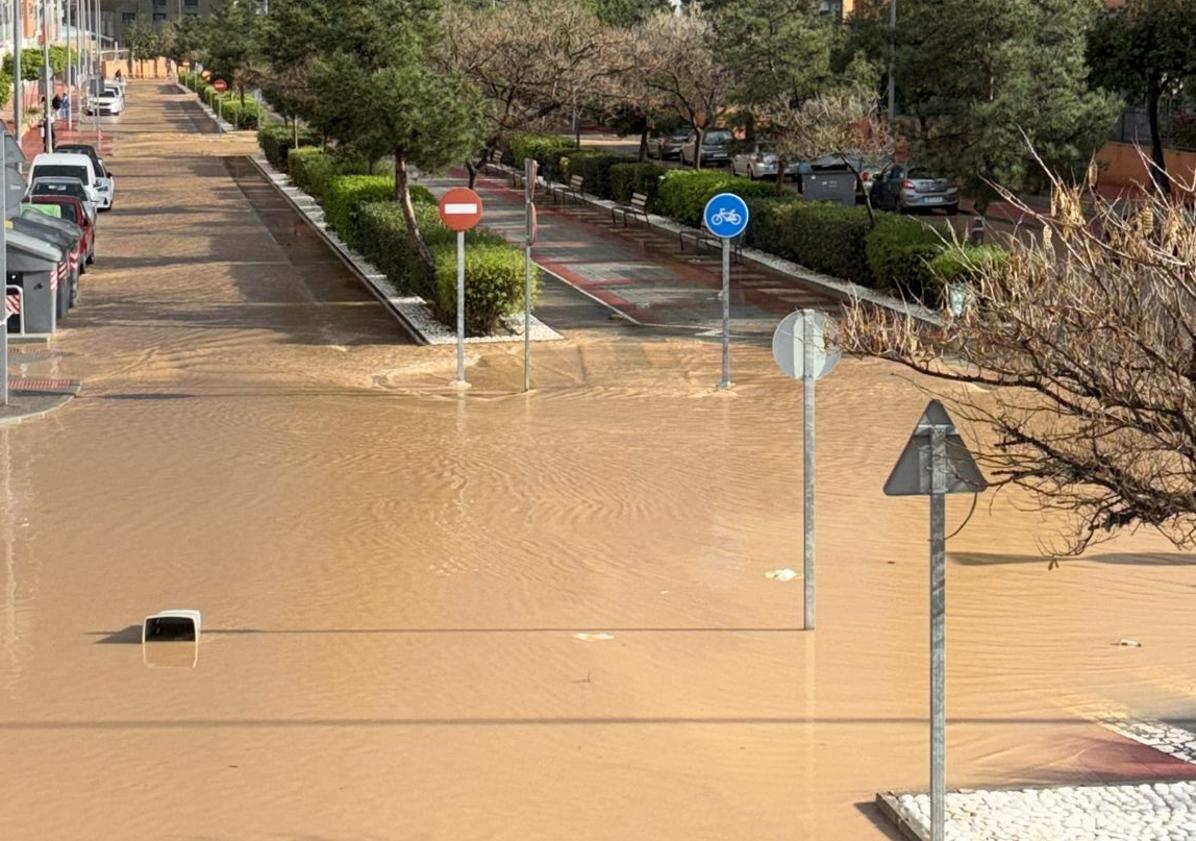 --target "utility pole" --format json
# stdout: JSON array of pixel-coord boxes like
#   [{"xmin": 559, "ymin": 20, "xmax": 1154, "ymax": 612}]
[
  {"xmin": 40, "ymin": 0, "xmax": 51, "ymax": 152},
  {"xmin": 887, "ymin": 0, "xmax": 896, "ymax": 125},
  {"xmin": 14, "ymin": 0, "xmax": 22, "ymax": 145}
]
